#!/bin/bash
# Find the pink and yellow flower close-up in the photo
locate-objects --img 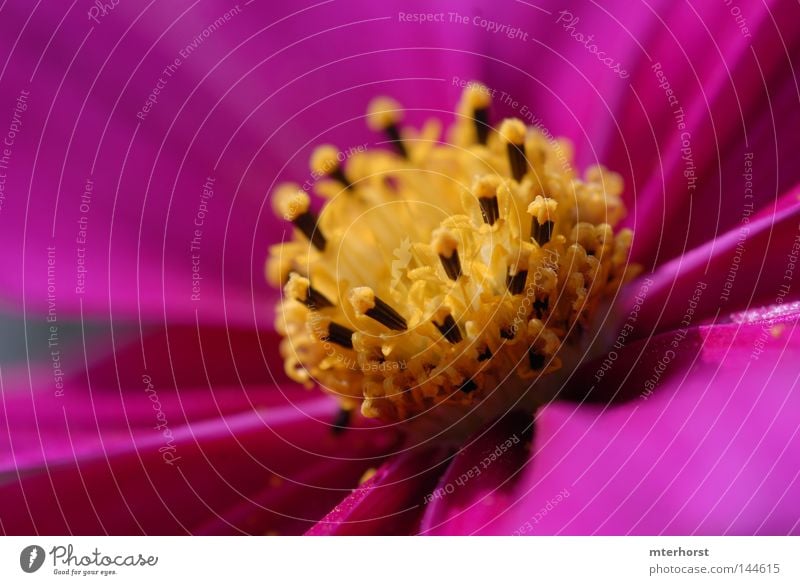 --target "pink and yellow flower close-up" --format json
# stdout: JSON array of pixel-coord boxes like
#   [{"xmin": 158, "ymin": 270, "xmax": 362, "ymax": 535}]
[{"xmin": 0, "ymin": 0, "xmax": 799, "ymax": 536}]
